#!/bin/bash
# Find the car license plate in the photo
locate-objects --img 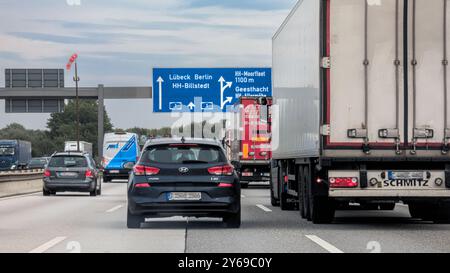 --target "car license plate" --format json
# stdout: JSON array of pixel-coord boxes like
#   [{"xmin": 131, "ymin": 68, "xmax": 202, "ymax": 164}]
[
  {"xmin": 58, "ymin": 172, "xmax": 78, "ymax": 178},
  {"xmin": 109, "ymin": 170, "xmax": 120, "ymax": 174},
  {"xmin": 388, "ymin": 171, "xmax": 424, "ymax": 180},
  {"xmin": 168, "ymin": 192, "xmax": 202, "ymax": 201}
]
